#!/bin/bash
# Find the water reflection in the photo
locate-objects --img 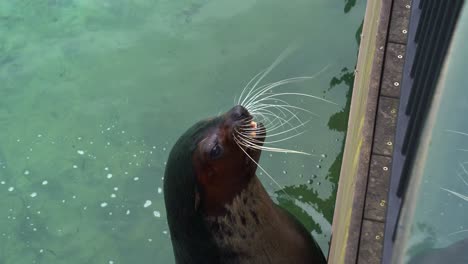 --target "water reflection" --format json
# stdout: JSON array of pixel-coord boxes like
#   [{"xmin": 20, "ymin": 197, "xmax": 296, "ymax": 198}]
[{"xmin": 404, "ymin": 130, "xmax": 468, "ymax": 263}]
